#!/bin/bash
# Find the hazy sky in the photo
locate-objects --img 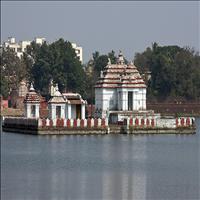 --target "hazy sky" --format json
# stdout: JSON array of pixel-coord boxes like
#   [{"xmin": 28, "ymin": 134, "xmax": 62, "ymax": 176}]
[{"xmin": 1, "ymin": 1, "xmax": 199, "ymax": 63}]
